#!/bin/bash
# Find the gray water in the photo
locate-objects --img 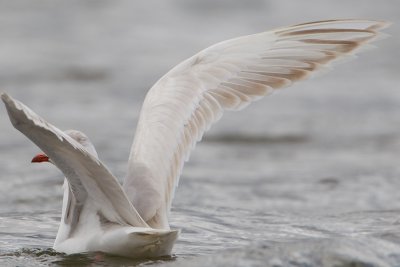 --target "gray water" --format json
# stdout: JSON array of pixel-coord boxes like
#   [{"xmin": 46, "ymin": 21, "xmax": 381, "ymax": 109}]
[{"xmin": 1, "ymin": 1, "xmax": 400, "ymax": 266}]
